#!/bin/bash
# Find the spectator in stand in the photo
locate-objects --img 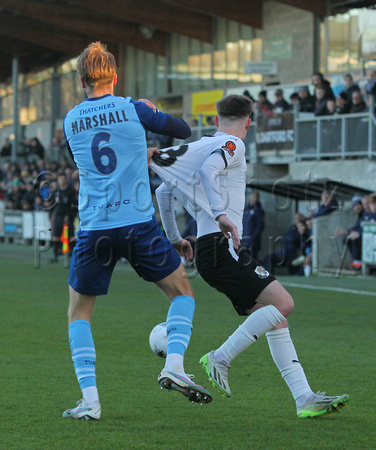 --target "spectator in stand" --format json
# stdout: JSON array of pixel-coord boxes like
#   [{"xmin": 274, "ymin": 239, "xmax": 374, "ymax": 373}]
[
  {"xmin": 341, "ymin": 74, "xmax": 360, "ymax": 106},
  {"xmin": 365, "ymin": 94, "xmax": 376, "ymax": 114},
  {"xmin": 5, "ymin": 179, "xmax": 23, "ymax": 210},
  {"xmin": 314, "ymin": 84, "xmax": 333, "ymax": 116},
  {"xmin": 289, "ymin": 92, "xmax": 299, "ymax": 109},
  {"xmin": 326, "ymin": 99, "xmax": 336, "ymax": 115},
  {"xmin": 20, "ymin": 181, "xmax": 35, "ymax": 211},
  {"xmin": 336, "ymin": 92, "xmax": 351, "ymax": 114},
  {"xmin": 335, "ymin": 195, "xmax": 365, "ymax": 270},
  {"xmin": 243, "ymin": 90, "xmax": 255, "ymax": 102},
  {"xmin": 49, "ymin": 136, "xmax": 67, "ymax": 161},
  {"xmin": 350, "ymin": 91, "xmax": 367, "ymax": 113},
  {"xmin": 30, "ymin": 137, "xmax": 45, "ymax": 160},
  {"xmin": 362, "ymin": 195, "xmax": 370, "ymax": 214},
  {"xmin": 243, "ymin": 90, "xmax": 255, "ymax": 120},
  {"xmin": 312, "ymin": 71, "xmax": 335, "ymax": 100},
  {"xmin": 368, "ymin": 194, "xmax": 376, "ymax": 220},
  {"xmin": 362, "ymin": 70, "xmax": 376, "ymax": 99},
  {"xmin": 1, "ymin": 138, "xmax": 12, "ymax": 158},
  {"xmin": 273, "ymin": 88, "xmax": 290, "ymax": 112},
  {"xmin": 59, "ymin": 155, "xmax": 71, "ymax": 171},
  {"xmin": 256, "ymin": 90, "xmax": 274, "ymax": 116},
  {"xmin": 242, "ymin": 191, "xmax": 265, "ymax": 261},
  {"xmin": 298, "ymin": 86, "xmax": 315, "ymax": 113},
  {"xmin": 314, "ymin": 189, "xmax": 338, "ymax": 218},
  {"xmin": 291, "ymin": 219, "xmax": 313, "ymax": 276},
  {"xmin": 303, "ymin": 213, "xmax": 314, "ymax": 277},
  {"xmin": 19, "ymin": 138, "xmax": 32, "ymax": 159},
  {"xmin": 263, "ymin": 213, "xmax": 309, "ymax": 275}
]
